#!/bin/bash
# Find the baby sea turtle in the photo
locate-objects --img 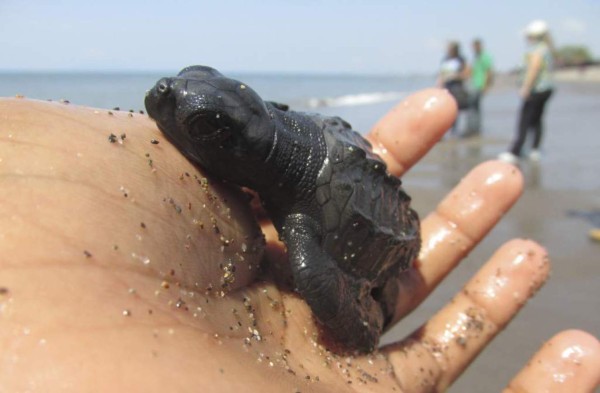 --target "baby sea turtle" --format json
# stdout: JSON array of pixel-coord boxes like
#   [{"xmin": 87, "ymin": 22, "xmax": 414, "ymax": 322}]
[{"xmin": 145, "ymin": 66, "xmax": 420, "ymax": 352}]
